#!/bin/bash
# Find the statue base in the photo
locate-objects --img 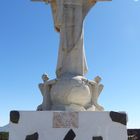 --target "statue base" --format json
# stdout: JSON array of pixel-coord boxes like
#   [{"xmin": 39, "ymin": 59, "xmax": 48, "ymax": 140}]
[
  {"xmin": 38, "ymin": 74, "xmax": 104, "ymax": 111},
  {"xmin": 0, "ymin": 111, "xmax": 128, "ymax": 140}
]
